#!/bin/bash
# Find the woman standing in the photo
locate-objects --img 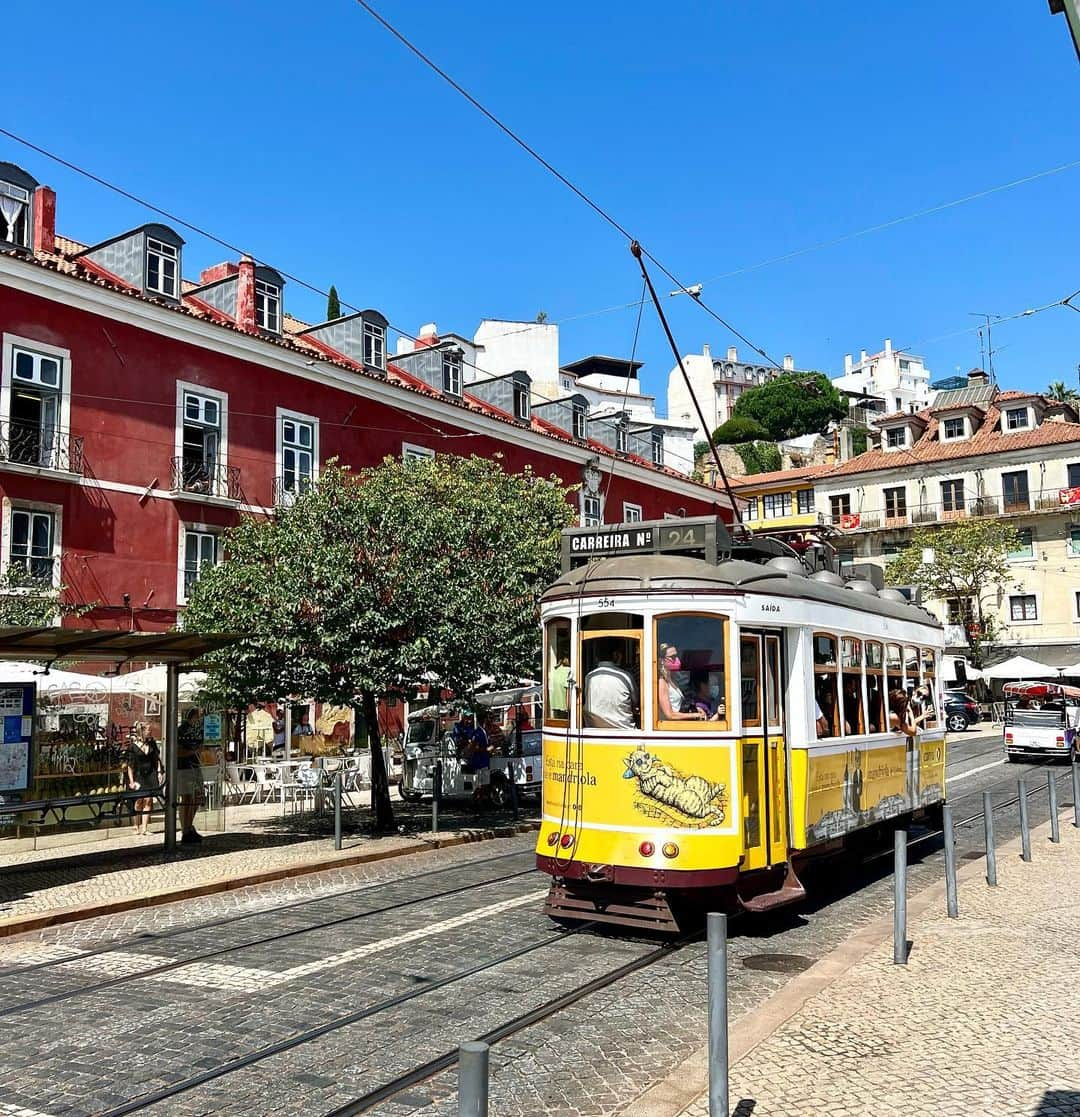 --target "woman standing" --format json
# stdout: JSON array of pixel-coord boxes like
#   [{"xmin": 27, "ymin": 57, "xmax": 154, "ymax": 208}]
[
  {"xmin": 127, "ymin": 735, "xmax": 162, "ymax": 837},
  {"xmin": 657, "ymin": 644, "xmax": 707, "ymax": 721}
]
